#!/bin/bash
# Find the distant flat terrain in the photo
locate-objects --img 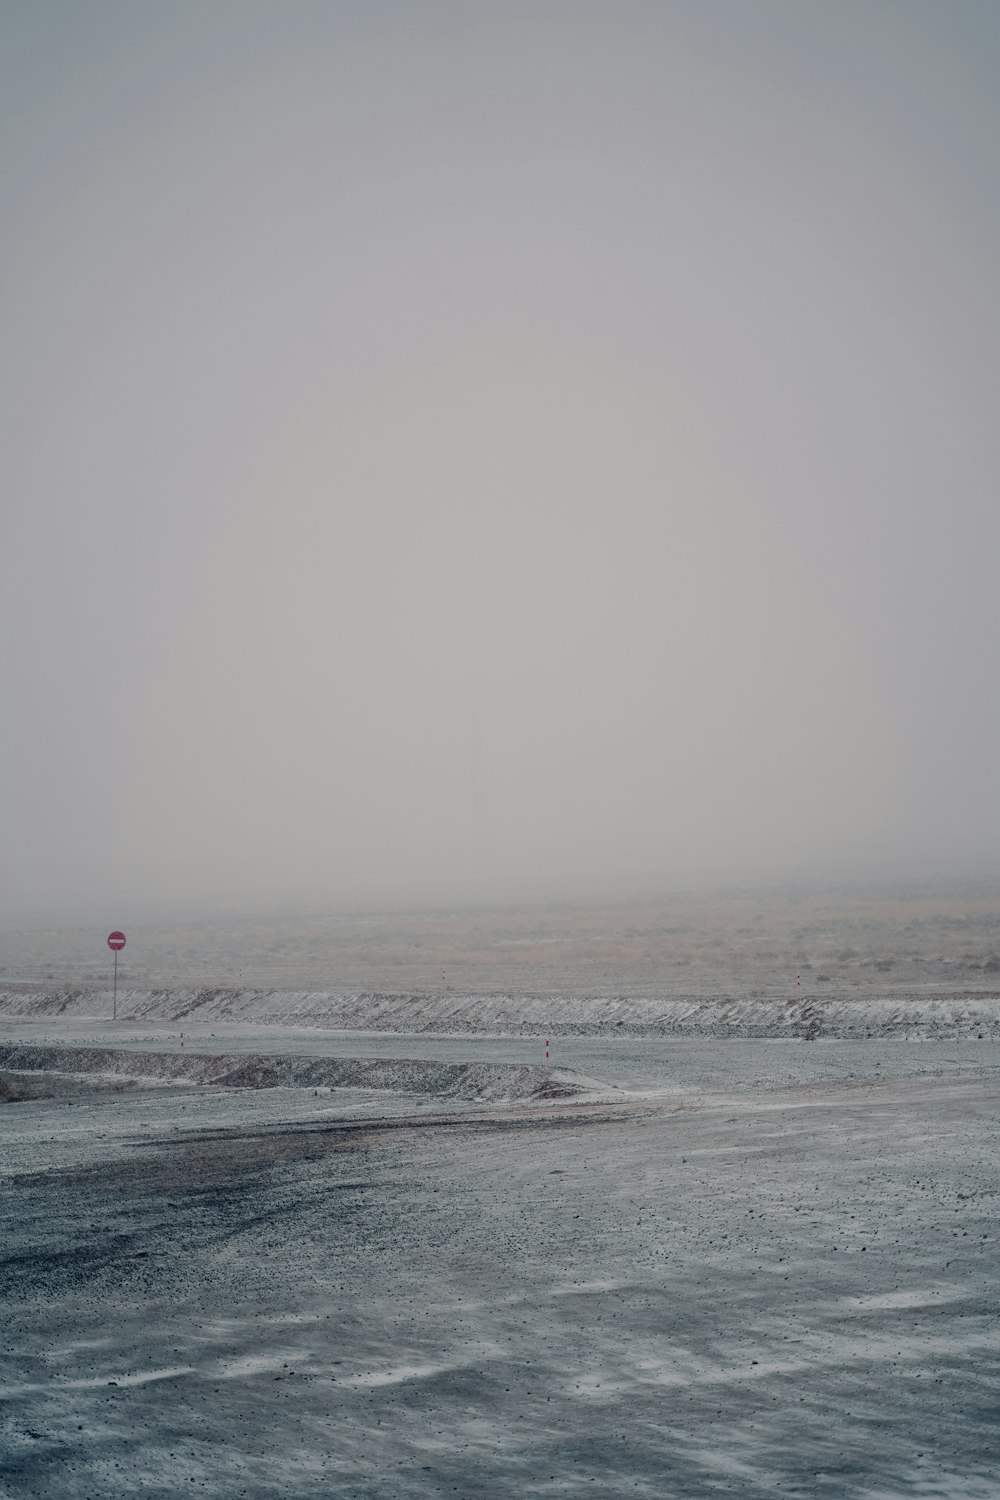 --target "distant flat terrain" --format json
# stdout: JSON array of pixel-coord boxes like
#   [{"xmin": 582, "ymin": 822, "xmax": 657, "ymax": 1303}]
[{"xmin": 4, "ymin": 875, "xmax": 1000, "ymax": 1000}]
